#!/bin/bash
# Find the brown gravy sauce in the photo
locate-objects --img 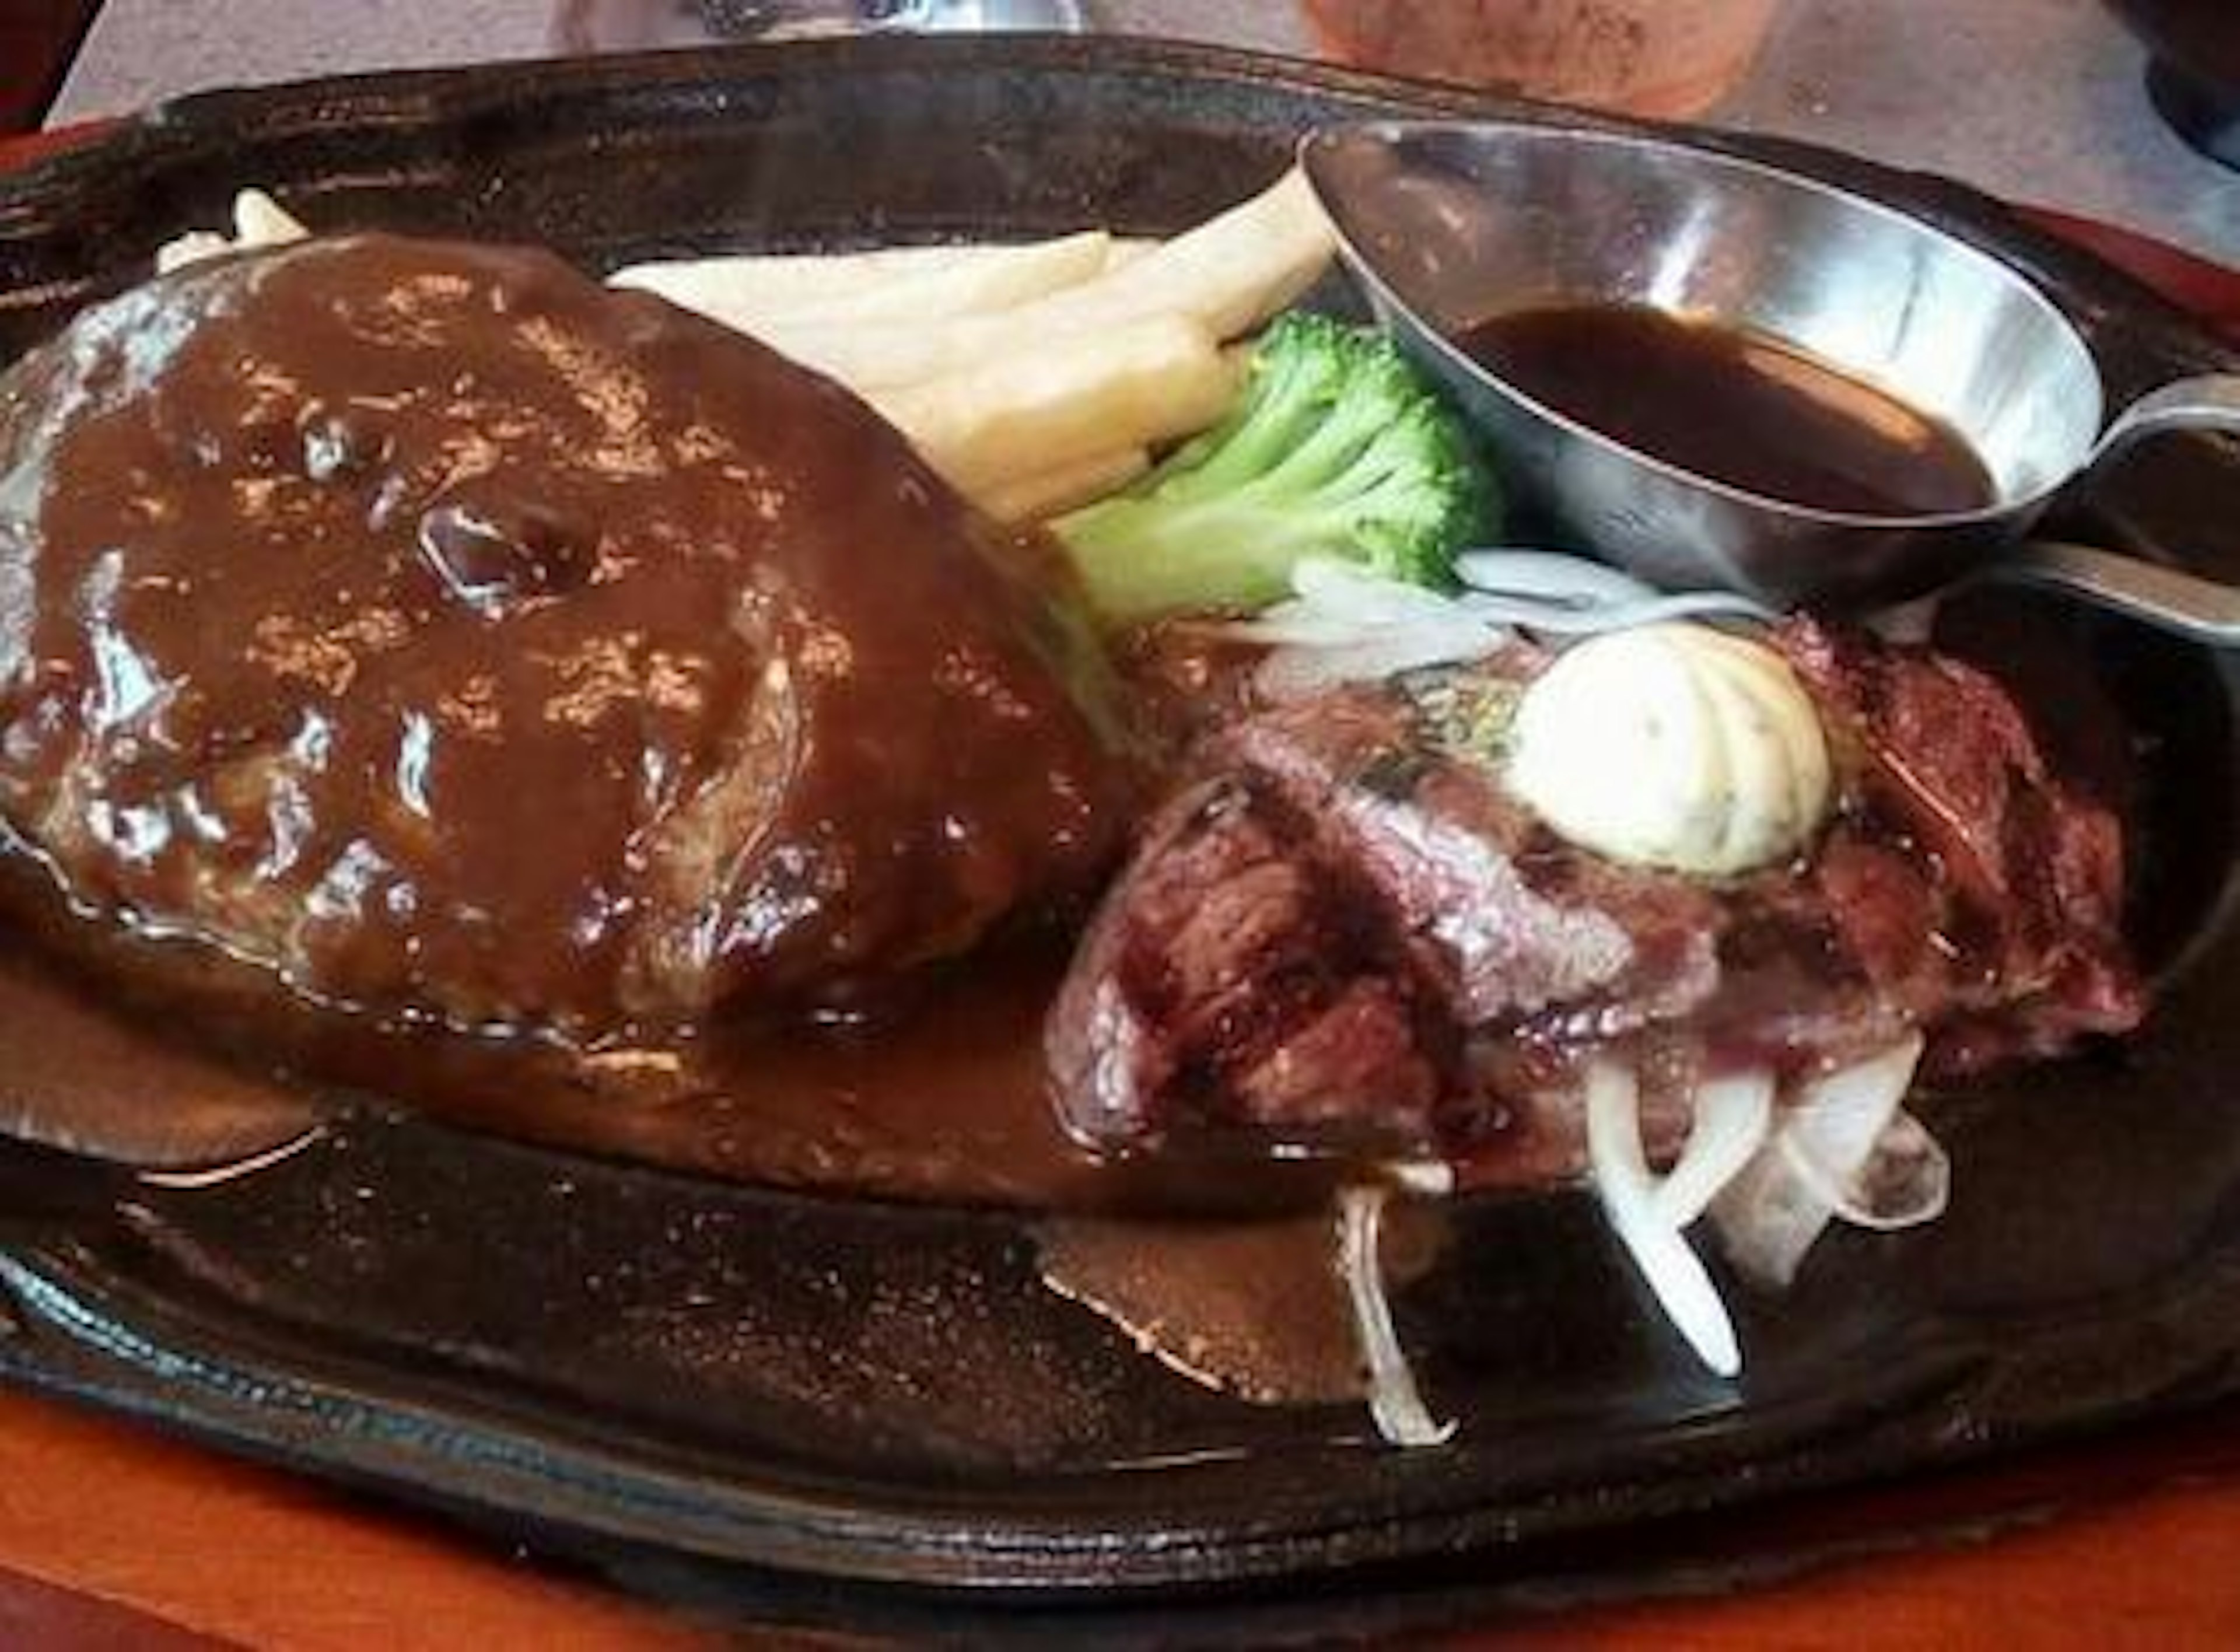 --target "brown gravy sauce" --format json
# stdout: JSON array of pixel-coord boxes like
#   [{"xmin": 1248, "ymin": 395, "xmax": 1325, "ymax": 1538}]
[
  {"xmin": 0, "ymin": 863, "xmax": 1391, "ymax": 1217},
  {"xmin": 0, "ymin": 894, "xmax": 1589, "ymax": 1209},
  {"xmin": 1455, "ymin": 303, "xmax": 1999, "ymax": 517},
  {"xmin": 0, "ymin": 907, "xmax": 1094, "ymax": 1205},
  {"xmin": 0, "ymin": 894, "xmax": 1433, "ymax": 1416},
  {"xmin": 0, "ymin": 912, "xmax": 1421, "ymax": 1415},
  {"xmin": 0, "ymin": 942, "xmax": 319, "ymax": 1168},
  {"xmin": 368, "ymin": 943, "xmax": 1108, "ymax": 1208},
  {"xmin": 1037, "ymin": 1213, "xmax": 1368, "ymax": 1405},
  {"xmin": 1036, "ymin": 1198, "xmax": 1450, "ymax": 1407}
]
